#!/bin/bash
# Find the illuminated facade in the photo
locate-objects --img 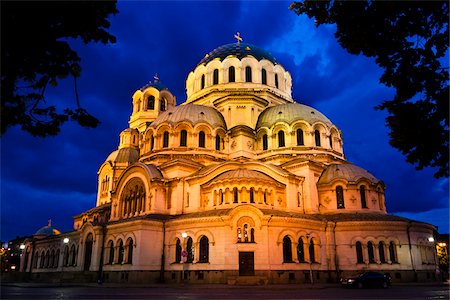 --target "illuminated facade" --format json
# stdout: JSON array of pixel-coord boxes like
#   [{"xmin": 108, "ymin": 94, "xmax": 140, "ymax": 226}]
[{"xmin": 21, "ymin": 40, "xmax": 438, "ymax": 284}]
